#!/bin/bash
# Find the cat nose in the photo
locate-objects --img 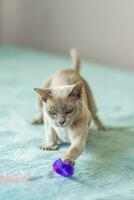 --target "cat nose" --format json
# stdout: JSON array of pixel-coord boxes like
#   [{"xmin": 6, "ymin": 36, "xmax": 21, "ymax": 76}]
[{"xmin": 58, "ymin": 119, "xmax": 65, "ymax": 125}]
